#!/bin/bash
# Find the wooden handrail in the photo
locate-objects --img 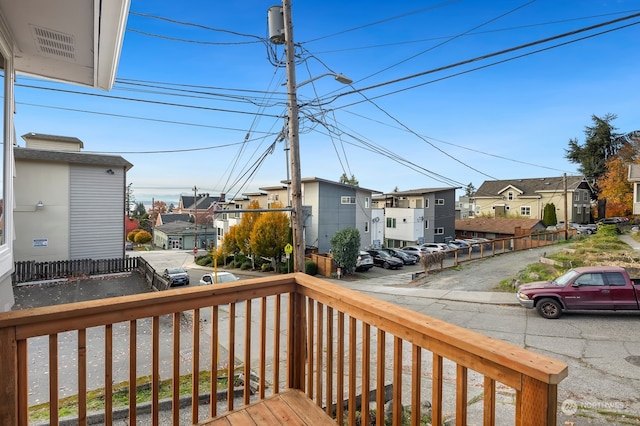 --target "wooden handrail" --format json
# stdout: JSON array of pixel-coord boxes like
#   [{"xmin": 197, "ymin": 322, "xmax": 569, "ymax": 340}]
[{"xmin": 0, "ymin": 273, "xmax": 567, "ymax": 425}]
